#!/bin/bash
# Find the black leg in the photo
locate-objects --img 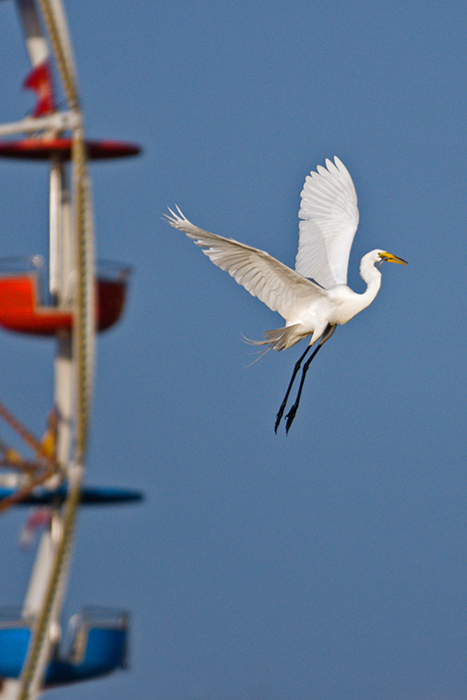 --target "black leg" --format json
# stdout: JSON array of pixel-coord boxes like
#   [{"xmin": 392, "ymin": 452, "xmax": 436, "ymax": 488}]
[
  {"xmin": 284, "ymin": 324, "xmax": 336, "ymax": 434},
  {"xmin": 284, "ymin": 343, "xmax": 323, "ymax": 433},
  {"xmin": 274, "ymin": 344, "xmax": 312, "ymax": 433}
]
